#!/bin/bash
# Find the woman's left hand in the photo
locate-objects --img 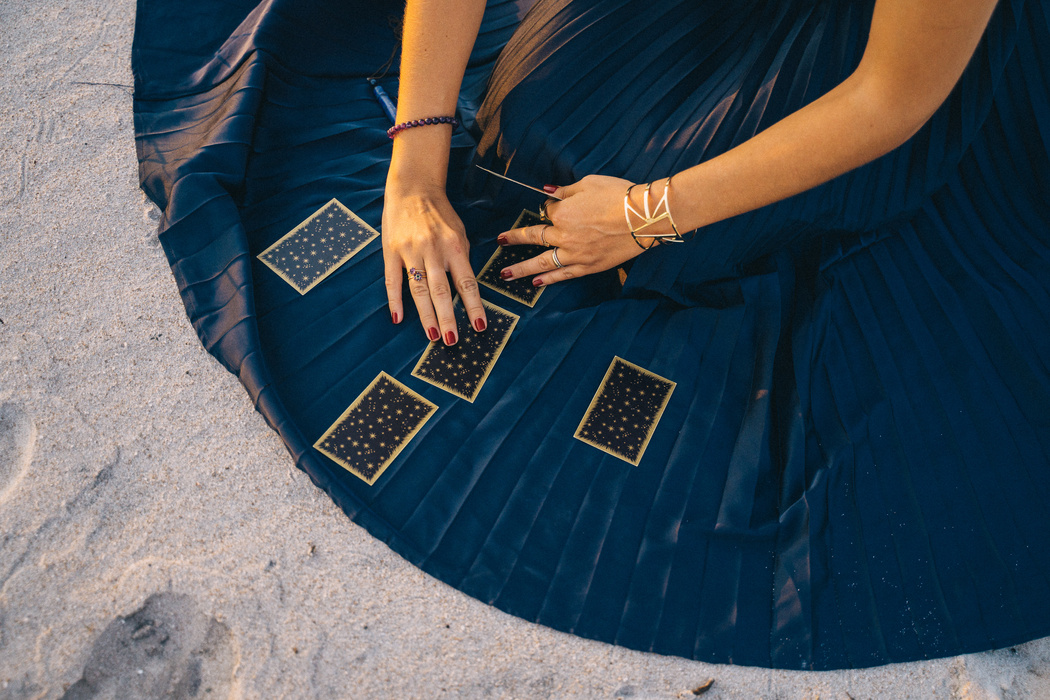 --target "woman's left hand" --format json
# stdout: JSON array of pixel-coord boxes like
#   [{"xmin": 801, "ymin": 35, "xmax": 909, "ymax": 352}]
[{"xmin": 495, "ymin": 174, "xmax": 654, "ymax": 287}]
